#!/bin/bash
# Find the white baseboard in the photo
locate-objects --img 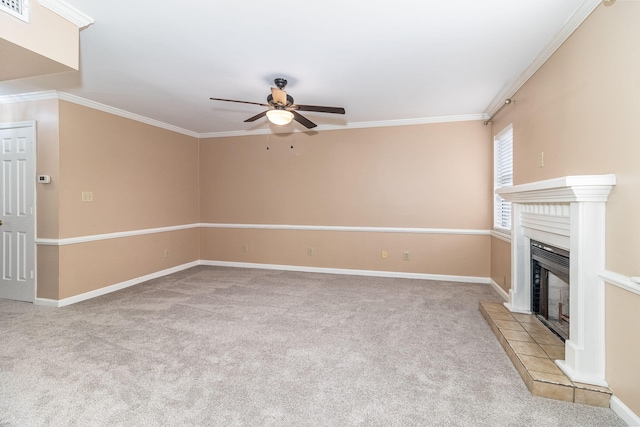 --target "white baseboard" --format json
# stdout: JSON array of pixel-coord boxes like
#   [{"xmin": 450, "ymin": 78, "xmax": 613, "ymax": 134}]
[
  {"xmin": 489, "ymin": 278, "xmax": 510, "ymax": 301},
  {"xmin": 200, "ymin": 260, "xmax": 490, "ymax": 284},
  {"xmin": 611, "ymin": 395, "xmax": 640, "ymax": 426},
  {"xmin": 34, "ymin": 260, "xmax": 491, "ymax": 307},
  {"xmin": 35, "ymin": 261, "xmax": 199, "ymax": 307}
]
